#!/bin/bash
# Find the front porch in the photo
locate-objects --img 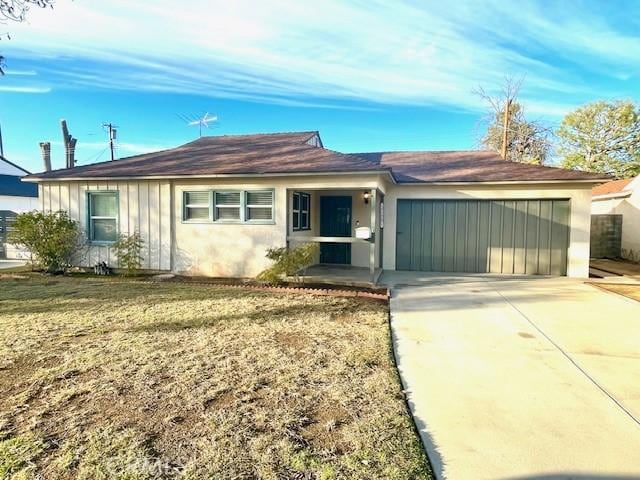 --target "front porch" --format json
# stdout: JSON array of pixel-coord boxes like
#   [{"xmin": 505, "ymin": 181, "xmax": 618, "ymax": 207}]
[
  {"xmin": 296, "ymin": 264, "xmax": 384, "ymax": 288},
  {"xmin": 285, "ymin": 186, "xmax": 384, "ymax": 285}
]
